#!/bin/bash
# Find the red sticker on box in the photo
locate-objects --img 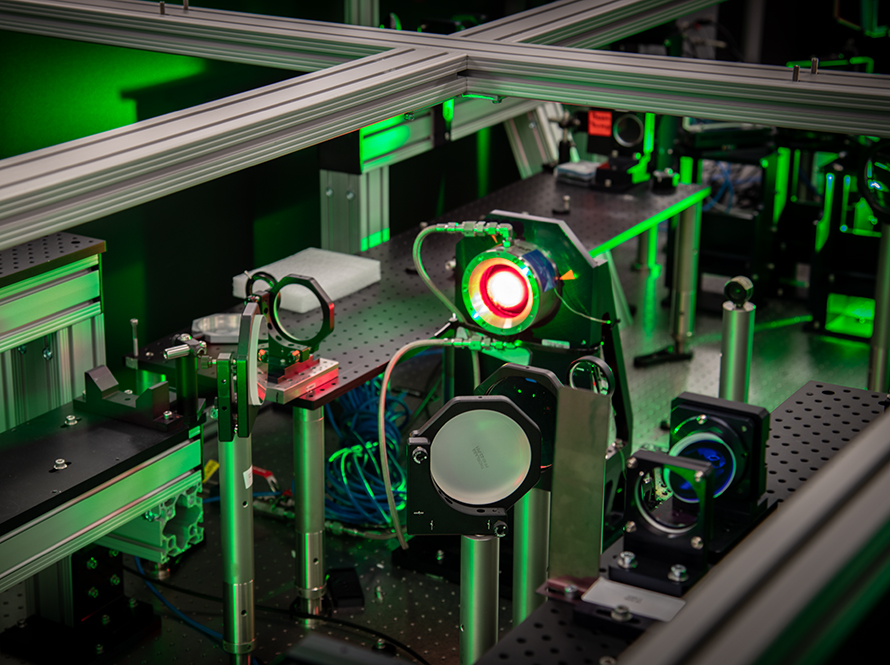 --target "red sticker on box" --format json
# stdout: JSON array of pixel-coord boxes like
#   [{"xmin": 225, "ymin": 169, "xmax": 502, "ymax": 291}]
[{"xmin": 588, "ymin": 110, "xmax": 612, "ymax": 136}]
